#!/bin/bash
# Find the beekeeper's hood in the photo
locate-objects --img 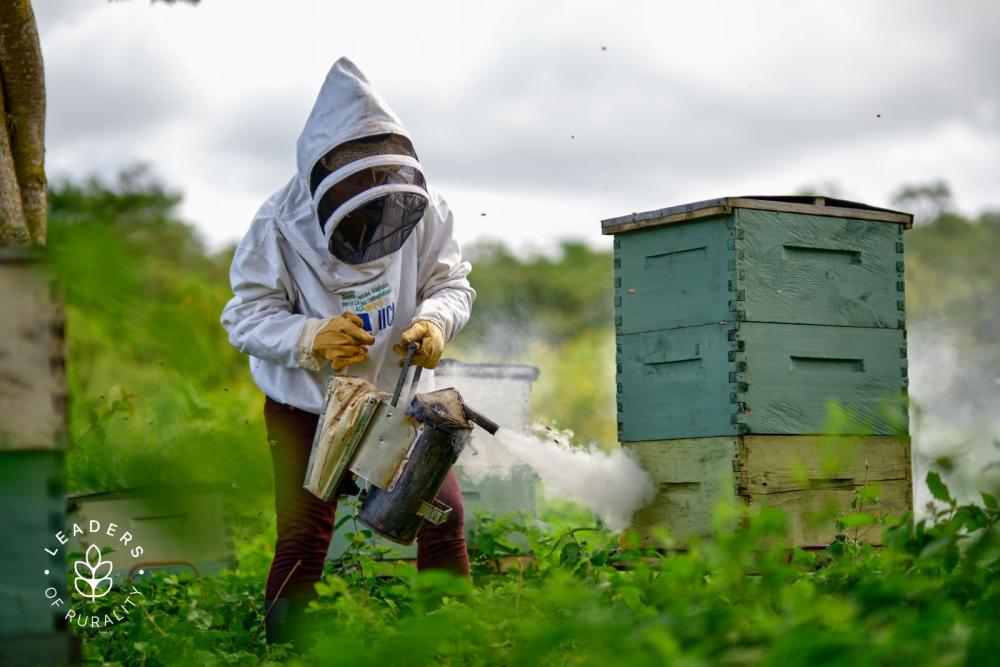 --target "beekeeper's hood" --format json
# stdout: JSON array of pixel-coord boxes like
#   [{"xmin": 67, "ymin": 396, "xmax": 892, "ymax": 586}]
[{"xmin": 276, "ymin": 57, "xmax": 429, "ymax": 286}]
